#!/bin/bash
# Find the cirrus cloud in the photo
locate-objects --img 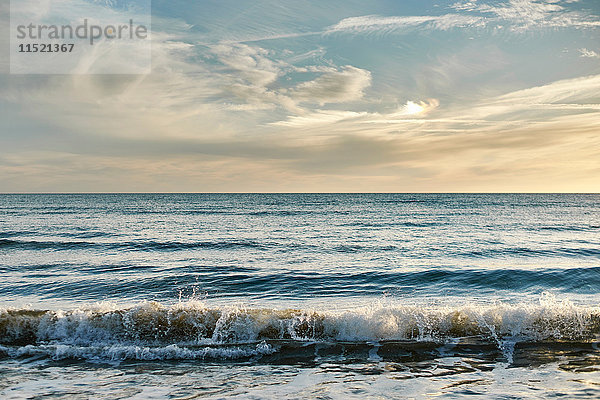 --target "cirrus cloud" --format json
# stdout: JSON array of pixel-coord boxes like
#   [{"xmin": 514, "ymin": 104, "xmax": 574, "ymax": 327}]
[{"xmin": 289, "ymin": 66, "xmax": 372, "ymax": 105}]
